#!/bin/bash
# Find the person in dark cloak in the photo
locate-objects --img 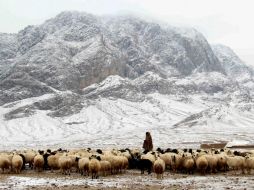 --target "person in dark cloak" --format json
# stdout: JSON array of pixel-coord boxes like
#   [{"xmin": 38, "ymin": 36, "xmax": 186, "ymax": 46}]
[{"xmin": 143, "ymin": 132, "xmax": 153, "ymax": 152}]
